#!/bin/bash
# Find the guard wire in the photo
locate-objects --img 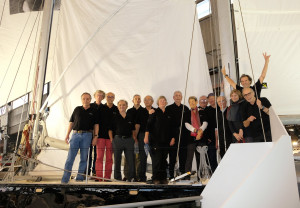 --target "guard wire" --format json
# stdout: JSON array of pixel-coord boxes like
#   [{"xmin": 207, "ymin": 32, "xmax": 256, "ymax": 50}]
[{"xmin": 237, "ymin": 0, "xmax": 267, "ymax": 143}]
